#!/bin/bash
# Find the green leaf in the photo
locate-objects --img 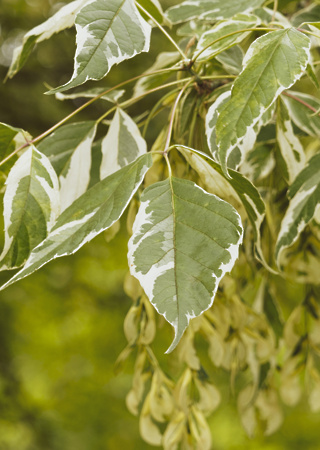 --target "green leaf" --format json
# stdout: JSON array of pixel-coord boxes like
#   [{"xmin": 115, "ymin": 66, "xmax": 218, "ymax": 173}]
[
  {"xmin": 100, "ymin": 109, "xmax": 147, "ymax": 179},
  {"xmin": 55, "ymin": 87, "xmax": 125, "ymax": 103},
  {"xmin": 38, "ymin": 121, "xmax": 97, "ymax": 211},
  {"xmin": 48, "ymin": 0, "xmax": 151, "ymax": 94},
  {"xmin": 128, "ymin": 176, "xmax": 243, "ymax": 353},
  {"xmin": 276, "ymin": 99, "xmax": 305, "ymax": 184},
  {"xmin": 136, "ymin": 0, "xmax": 165, "ymax": 25},
  {"xmin": 282, "ymin": 91, "xmax": 320, "ymax": 137},
  {"xmin": 252, "ymin": 7, "xmax": 291, "ymax": 27},
  {"xmin": 195, "ymin": 14, "xmax": 260, "ymax": 61},
  {"xmin": 0, "ymin": 146, "xmax": 60, "ymax": 270},
  {"xmin": 215, "ymin": 28, "xmax": 310, "ymax": 175},
  {"xmin": 166, "ymin": 0, "xmax": 265, "ymax": 24},
  {"xmin": 216, "ymin": 45, "xmax": 244, "ymax": 75},
  {"xmin": 6, "ymin": 0, "xmax": 89, "ymax": 79},
  {"xmin": 275, "ymin": 153, "xmax": 320, "ymax": 267},
  {"xmin": 1, "ymin": 153, "xmax": 152, "ymax": 289}
]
